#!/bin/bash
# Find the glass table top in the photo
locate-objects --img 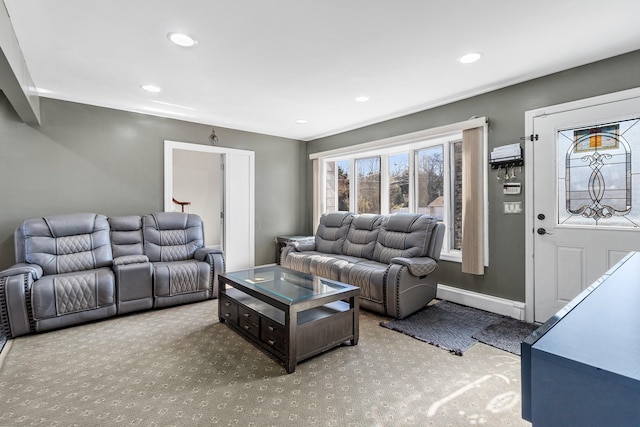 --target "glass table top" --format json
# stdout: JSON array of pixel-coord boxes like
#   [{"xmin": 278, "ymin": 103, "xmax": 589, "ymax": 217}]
[{"xmin": 224, "ymin": 266, "xmax": 352, "ymax": 303}]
